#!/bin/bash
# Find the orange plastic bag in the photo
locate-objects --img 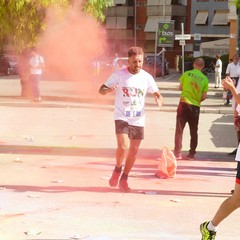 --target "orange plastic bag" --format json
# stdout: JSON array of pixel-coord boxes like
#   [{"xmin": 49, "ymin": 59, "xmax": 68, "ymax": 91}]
[{"xmin": 155, "ymin": 146, "xmax": 177, "ymax": 179}]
